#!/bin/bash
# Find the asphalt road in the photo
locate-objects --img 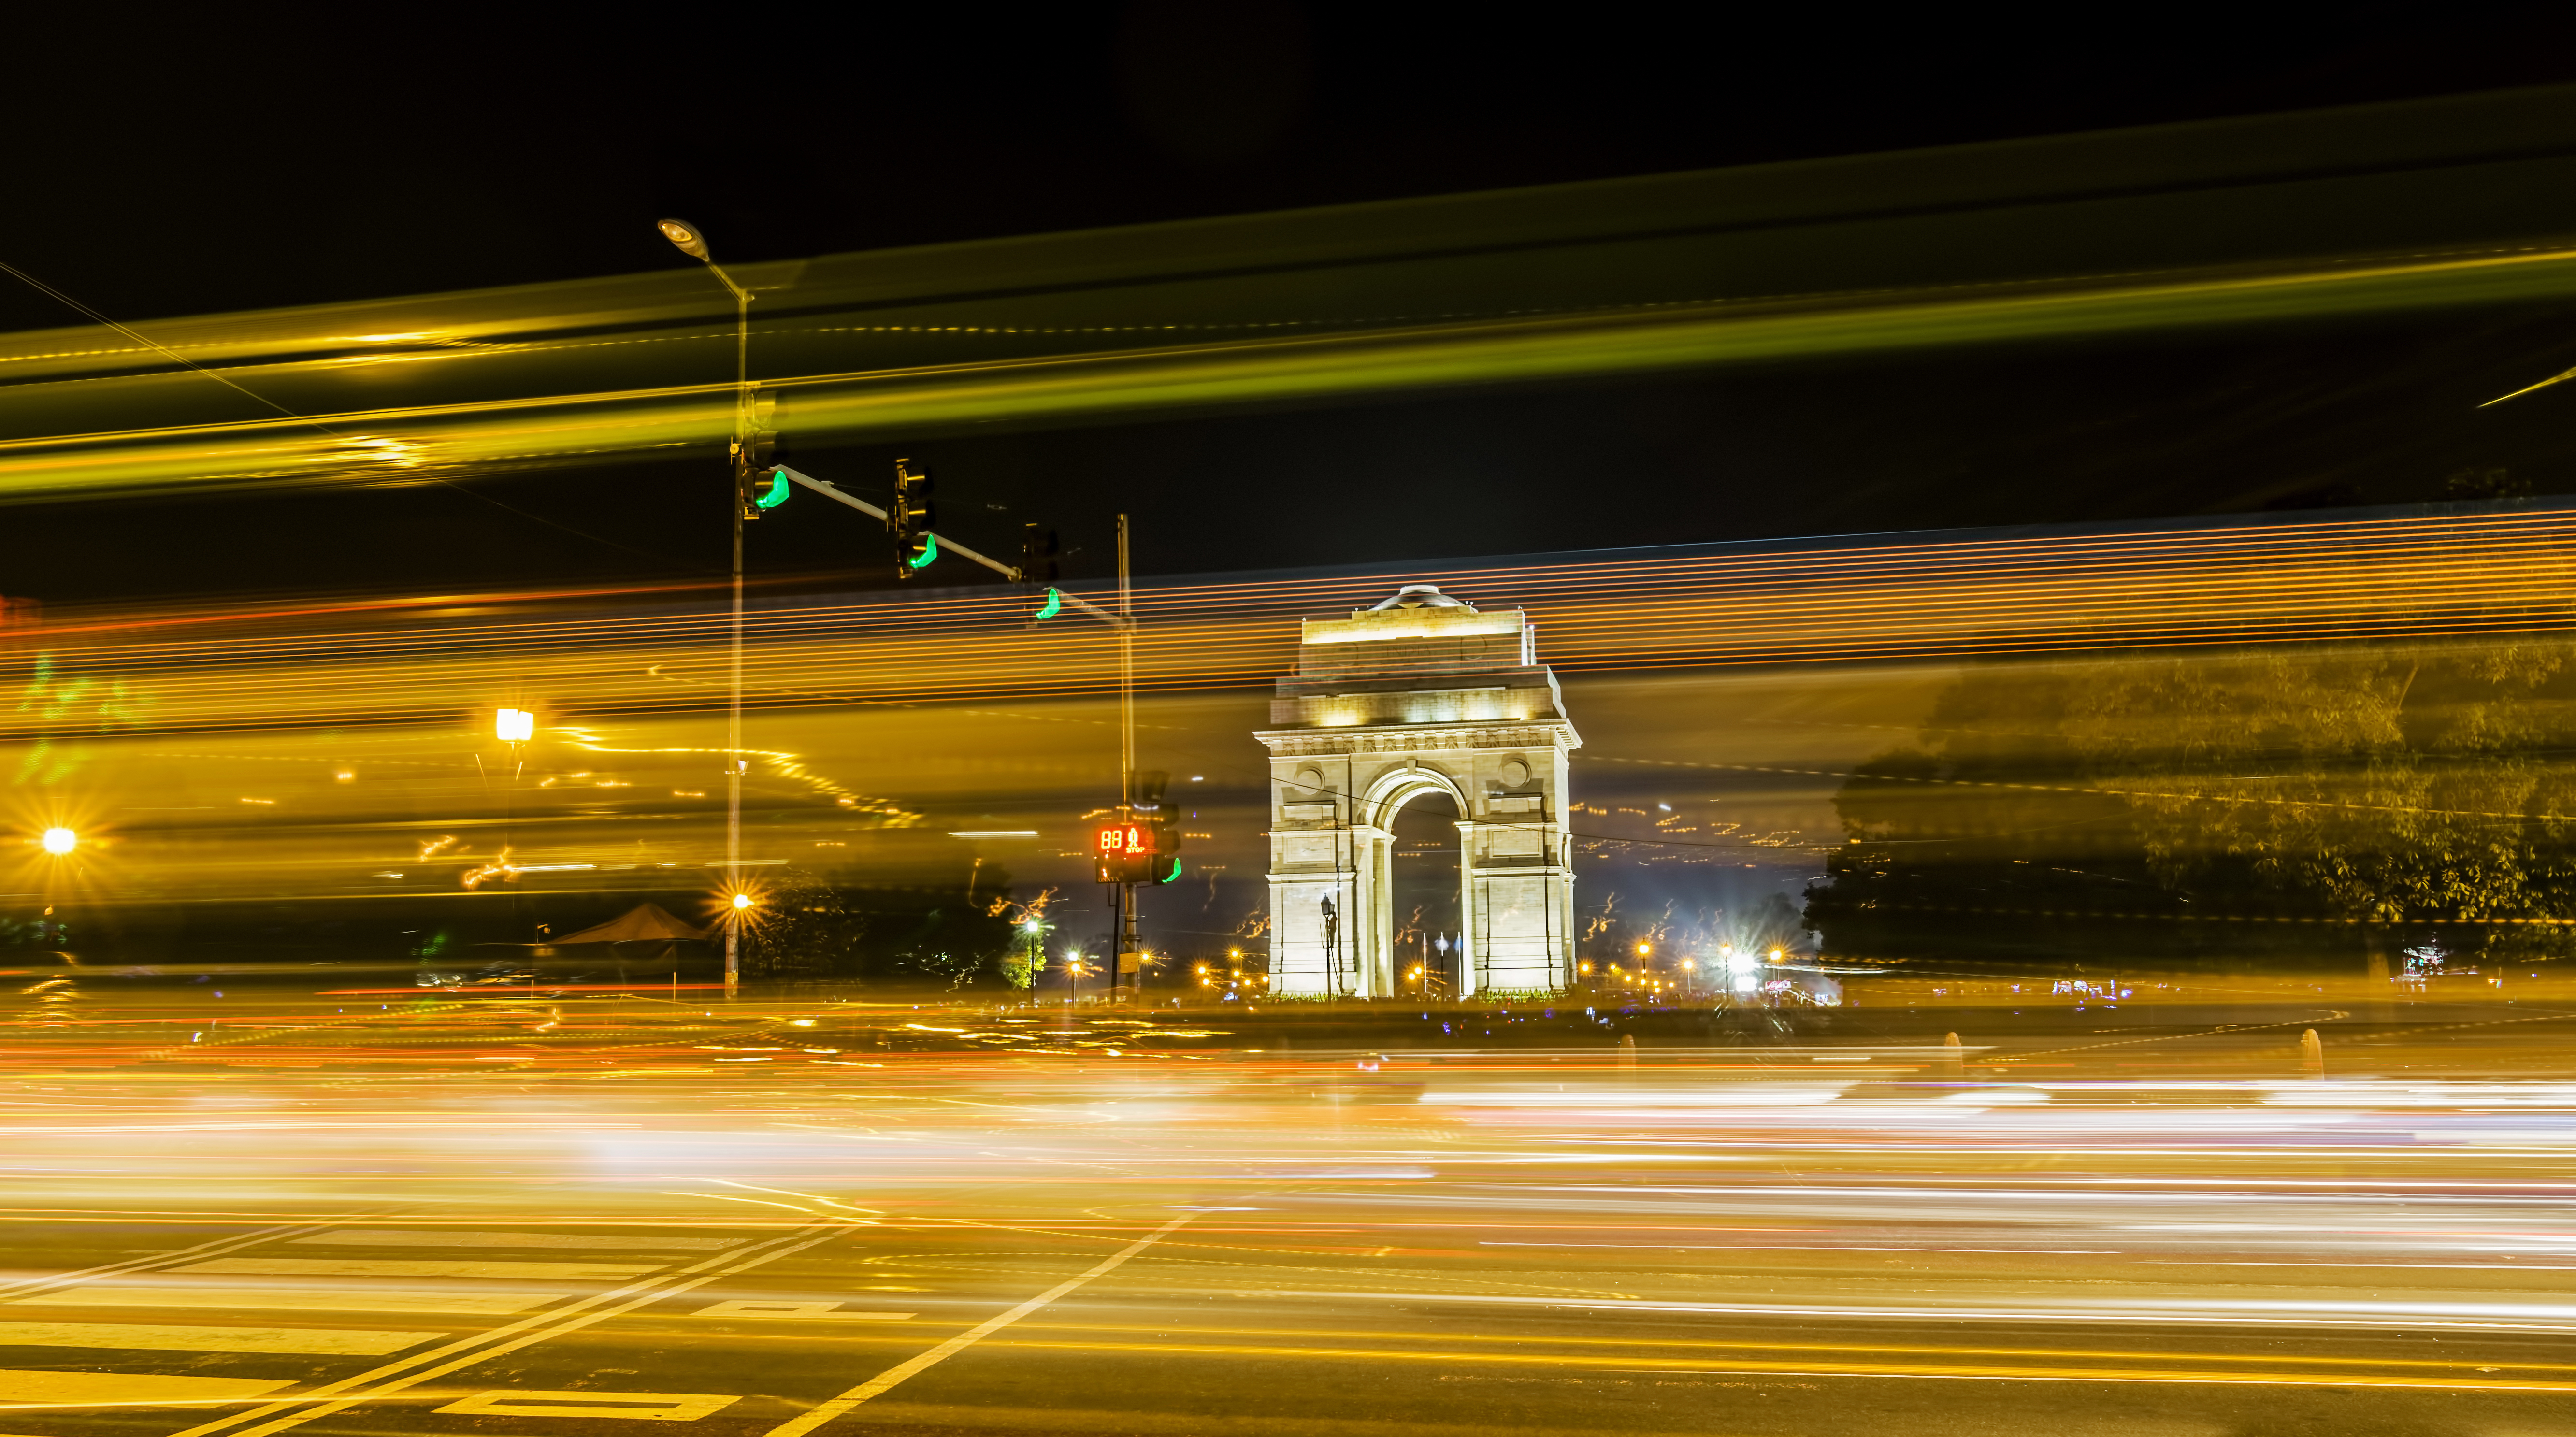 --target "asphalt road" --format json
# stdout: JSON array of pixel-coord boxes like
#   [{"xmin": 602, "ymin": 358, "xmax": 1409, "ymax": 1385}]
[{"xmin": 0, "ymin": 991, "xmax": 2571, "ymax": 1437}]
